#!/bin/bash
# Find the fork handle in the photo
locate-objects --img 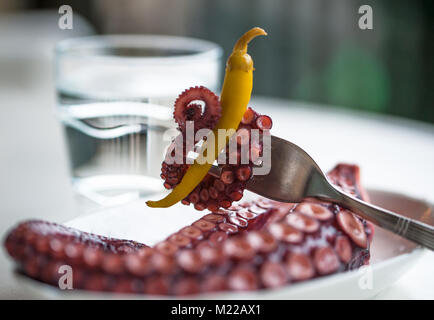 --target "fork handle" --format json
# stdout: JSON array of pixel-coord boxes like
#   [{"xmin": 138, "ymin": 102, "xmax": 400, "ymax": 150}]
[{"xmin": 321, "ymin": 186, "xmax": 434, "ymax": 251}]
